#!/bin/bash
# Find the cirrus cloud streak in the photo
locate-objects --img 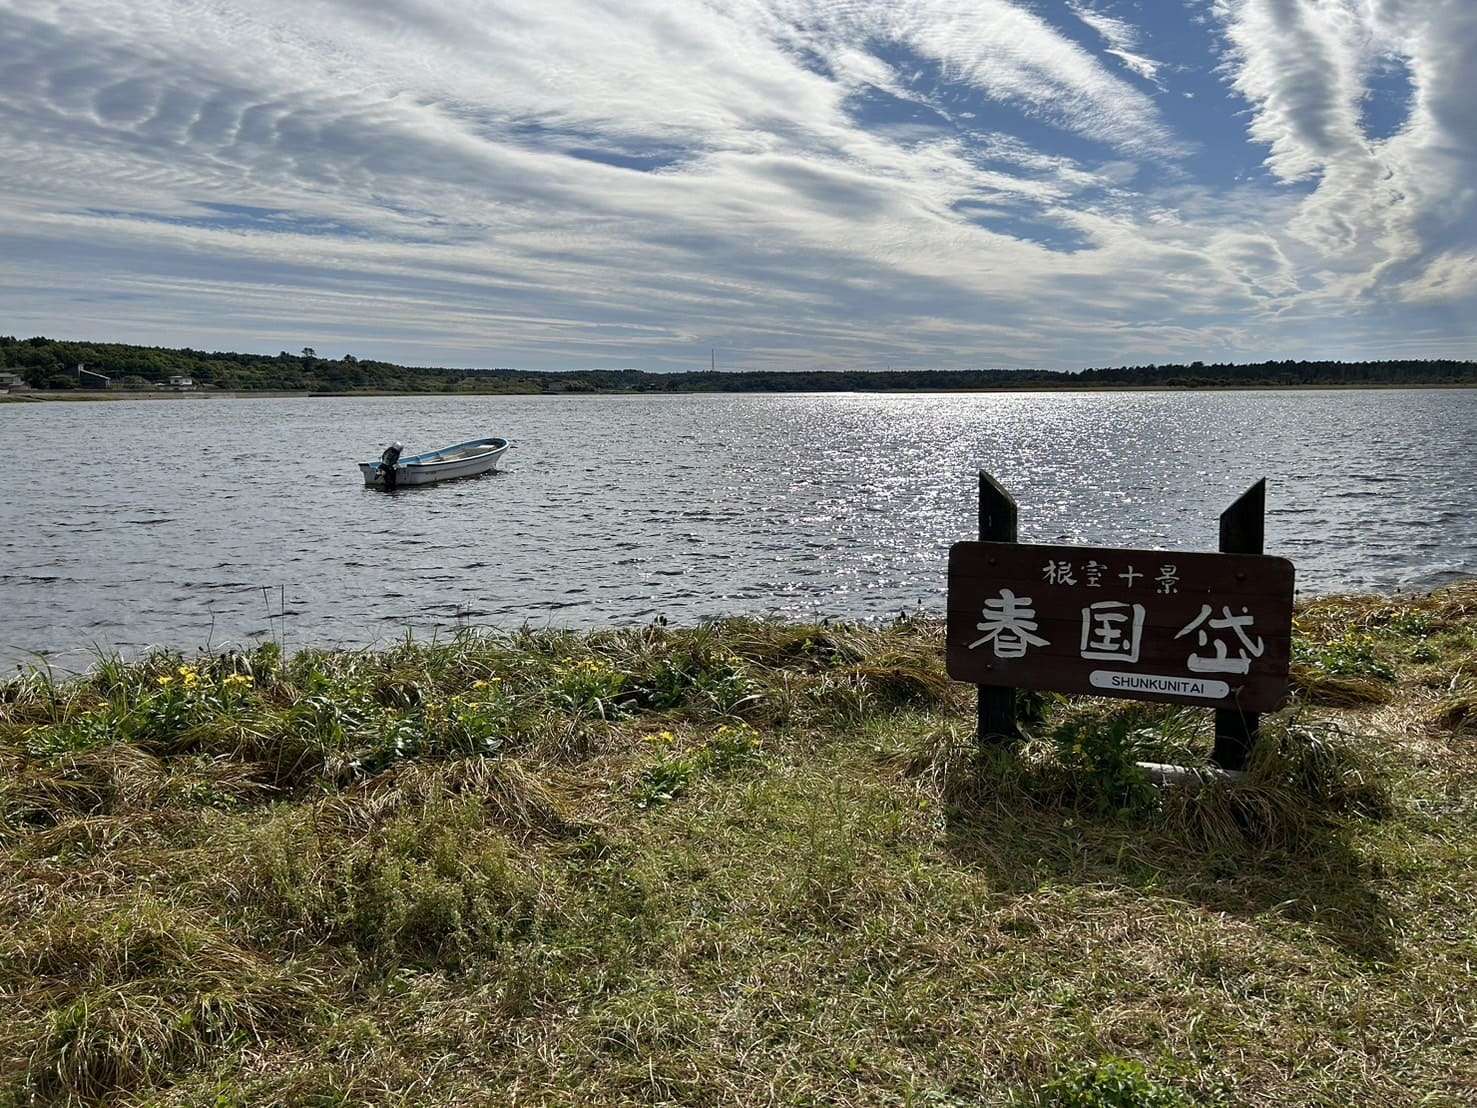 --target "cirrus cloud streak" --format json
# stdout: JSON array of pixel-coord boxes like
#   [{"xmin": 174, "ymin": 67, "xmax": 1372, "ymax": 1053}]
[{"xmin": 0, "ymin": 0, "xmax": 1472, "ymax": 369}]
